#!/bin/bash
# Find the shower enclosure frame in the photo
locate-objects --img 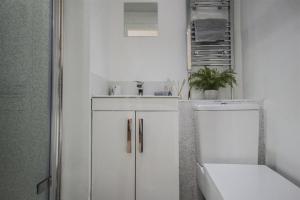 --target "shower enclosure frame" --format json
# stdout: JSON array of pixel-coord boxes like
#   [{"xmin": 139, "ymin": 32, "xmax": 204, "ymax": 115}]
[{"xmin": 50, "ymin": 0, "xmax": 63, "ymax": 200}]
